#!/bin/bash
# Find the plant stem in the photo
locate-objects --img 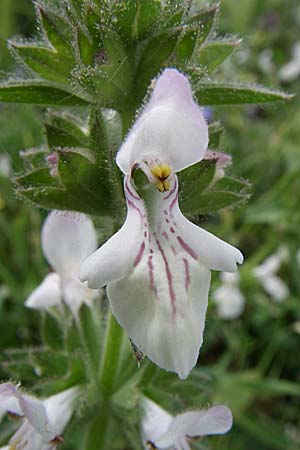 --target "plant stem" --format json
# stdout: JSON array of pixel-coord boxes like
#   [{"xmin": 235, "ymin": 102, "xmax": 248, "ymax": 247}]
[
  {"xmin": 83, "ymin": 405, "xmax": 112, "ymax": 450},
  {"xmin": 98, "ymin": 309, "xmax": 124, "ymax": 398}
]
